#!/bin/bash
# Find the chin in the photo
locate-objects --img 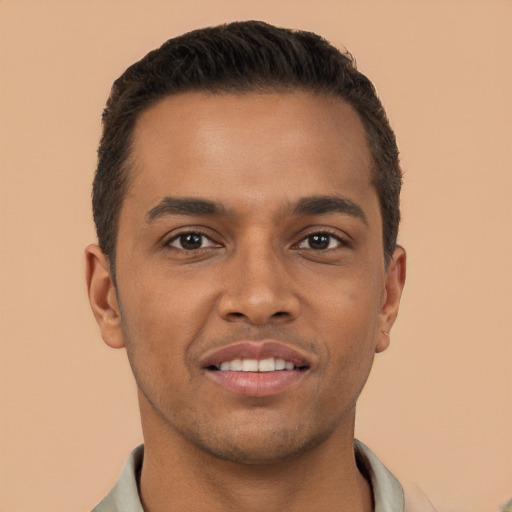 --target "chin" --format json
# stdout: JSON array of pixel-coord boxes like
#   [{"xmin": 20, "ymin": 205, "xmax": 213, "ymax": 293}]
[
  {"xmin": 186, "ymin": 422, "xmax": 338, "ymax": 466},
  {"xmin": 198, "ymin": 440, "xmax": 311, "ymax": 465}
]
